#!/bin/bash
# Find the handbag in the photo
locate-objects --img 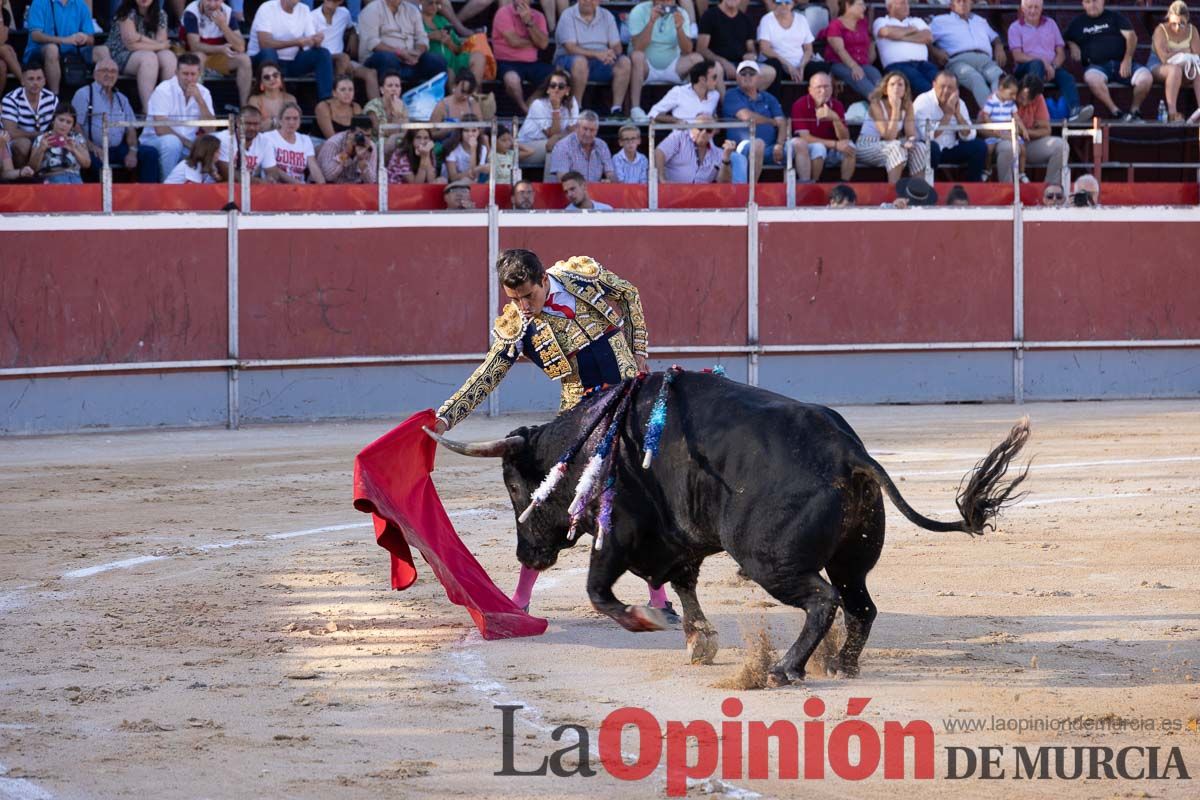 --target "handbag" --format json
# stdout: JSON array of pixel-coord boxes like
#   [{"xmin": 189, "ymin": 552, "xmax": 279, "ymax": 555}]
[
  {"xmin": 461, "ymin": 32, "xmax": 497, "ymax": 81},
  {"xmin": 50, "ymin": 0, "xmax": 92, "ymax": 87},
  {"xmin": 1167, "ymin": 52, "xmax": 1200, "ymax": 81}
]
